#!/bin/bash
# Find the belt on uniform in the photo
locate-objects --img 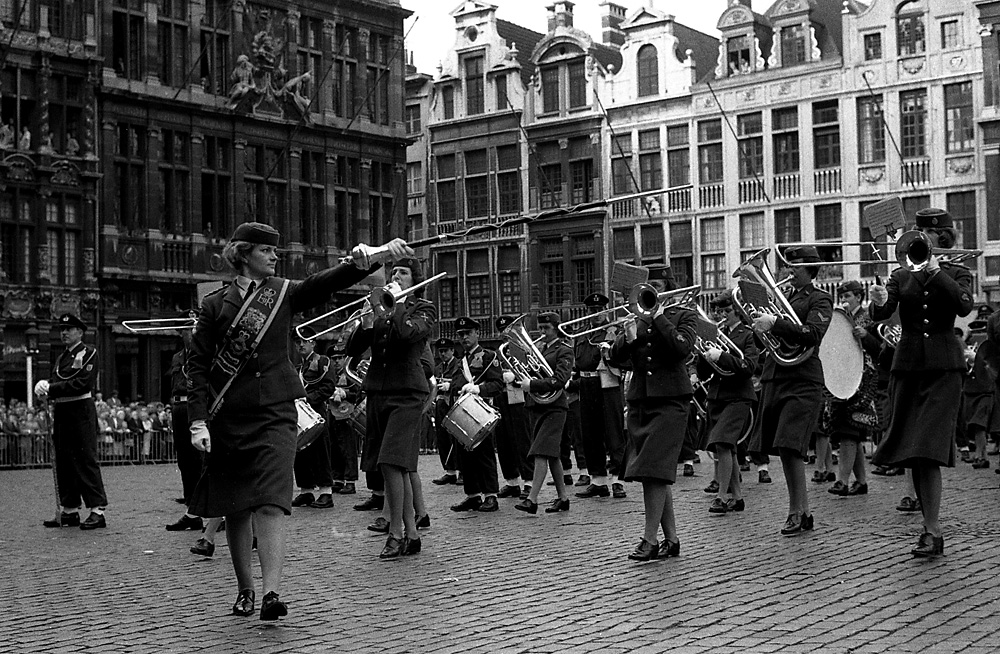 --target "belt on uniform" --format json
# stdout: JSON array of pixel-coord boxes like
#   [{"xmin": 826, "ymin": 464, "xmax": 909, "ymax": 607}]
[
  {"xmin": 172, "ymin": 395, "xmax": 188, "ymax": 403},
  {"xmin": 52, "ymin": 392, "xmax": 92, "ymax": 404},
  {"xmin": 579, "ymin": 371, "xmax": 600, "ymax": 378}
]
